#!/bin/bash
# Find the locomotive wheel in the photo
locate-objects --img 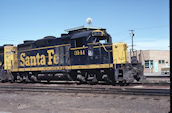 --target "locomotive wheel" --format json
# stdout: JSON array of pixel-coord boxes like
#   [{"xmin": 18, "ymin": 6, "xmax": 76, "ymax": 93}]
[
  {"xmin": 102, "ymin": 74, "xmax": 112, "ymax": 85},
  {"xmin": 119, "ymin": 81, "xmax": 124, "ymax": 86},
  {"xmin": 29, "ymin": 75, "xmax": 38, "ymax": 83},
  {"xmin": 1, "ymin": 80, "xmax": 6, "ymax": 83},
  {"xmin": 88, "ymin": 75, "xmax": 98, "ymax": 85},
  {"xmin": 16, "ymin": 75, "xmax": 23, "ymax": 83},
  {"xmin": 22, "ymin": 76, "xmax": 27, "ymax": 83},
  {"xmin": 25, "ymin": 76, "xmax": 30, "ymax": 83},
  {"xmin": 47, "ymin": 79, "xmax": 50, "ymax": 83},
  {"xmin": 119, "ymin": 80, "xmax": 128, "ymax": 86},
  {"xmin": 111, "ymin": 80, "xmax": 116, "ymax": 86},
  {"xmin": 9, "ymin": 78, "xmax": 14, "ymax": 83},
  {"xmin": 77, "ymin": 74, "xmax": 86, "ymax": 84},
  {"xmin": 67, "ymin": 74, "xmax": 73, "ymax": 81},
  {"xmin": 21, "ymin": 74, "xmax": 30, "ymax": 83}
]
